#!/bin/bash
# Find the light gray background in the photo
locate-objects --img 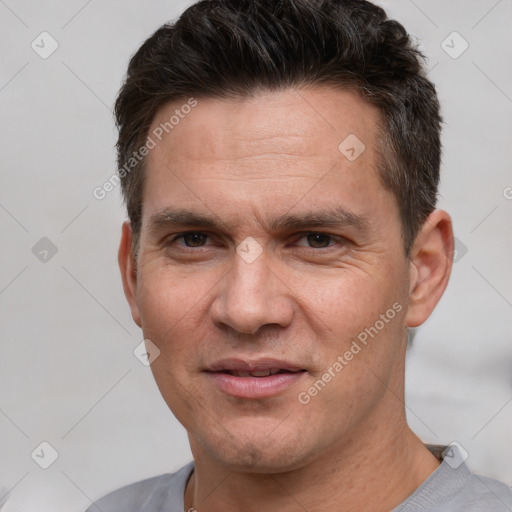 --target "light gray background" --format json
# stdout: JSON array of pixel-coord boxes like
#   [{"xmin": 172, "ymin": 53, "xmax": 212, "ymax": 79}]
[{"xmin": 1, "ymin": 1, "xmax": 511, "ymax": 510}]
